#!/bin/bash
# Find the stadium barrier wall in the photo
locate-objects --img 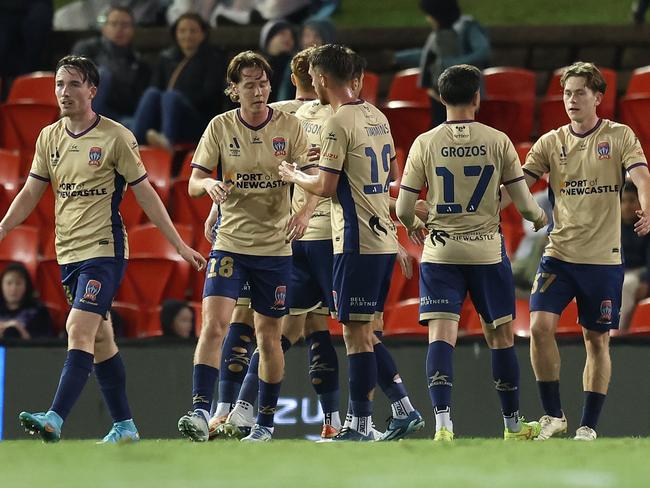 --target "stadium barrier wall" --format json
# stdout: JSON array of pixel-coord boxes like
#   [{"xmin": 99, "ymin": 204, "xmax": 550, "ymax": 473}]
[{"xmin": 1, "ymin": 340, "xmax": 649, "ymax": 440}]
